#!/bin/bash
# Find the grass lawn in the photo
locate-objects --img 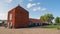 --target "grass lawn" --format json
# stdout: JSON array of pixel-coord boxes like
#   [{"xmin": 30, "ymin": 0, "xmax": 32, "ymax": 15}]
[{"xmin": 40, "ymin": 25, "xmax": 60, "ymax": 30}]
